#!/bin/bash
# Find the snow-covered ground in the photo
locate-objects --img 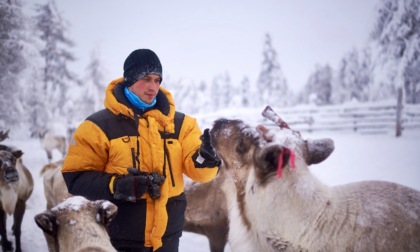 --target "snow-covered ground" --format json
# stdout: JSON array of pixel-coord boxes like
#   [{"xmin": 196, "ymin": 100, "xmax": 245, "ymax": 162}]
[{"xmin": 2, "ymin": 117, "xmax": 419, "ymax": 252}]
